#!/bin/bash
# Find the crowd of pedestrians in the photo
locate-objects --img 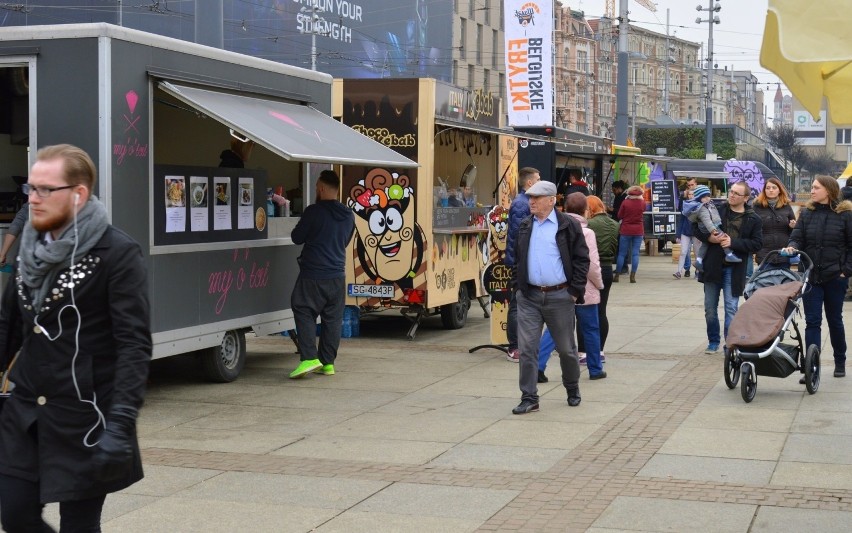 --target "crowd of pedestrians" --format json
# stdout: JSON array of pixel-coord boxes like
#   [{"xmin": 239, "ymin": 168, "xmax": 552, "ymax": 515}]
[{"xmin": 506, "ymin": 172, "xmax": 851, "ymax": 415}]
